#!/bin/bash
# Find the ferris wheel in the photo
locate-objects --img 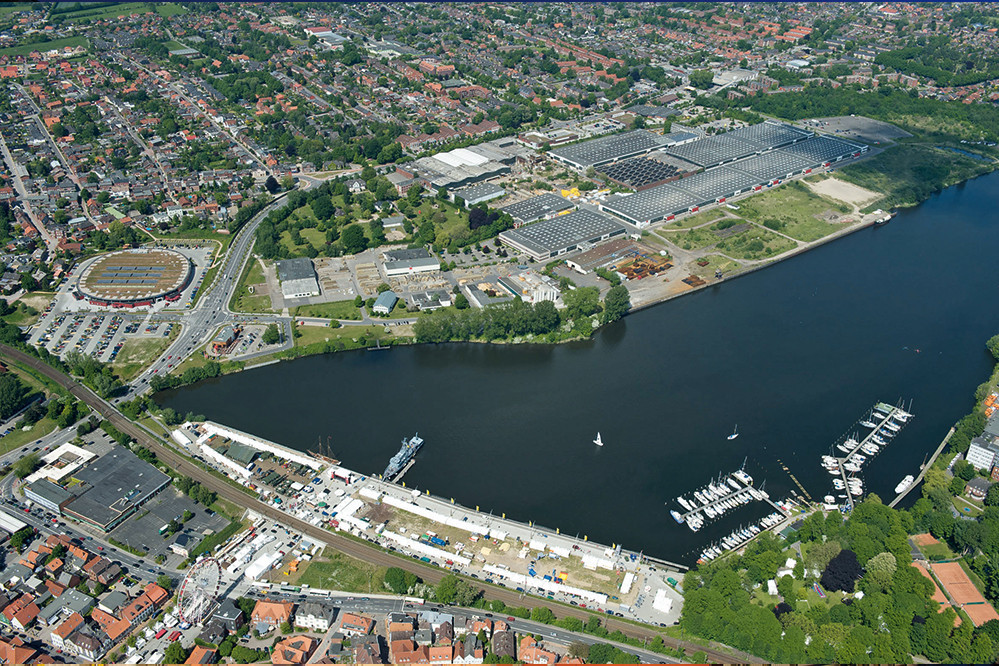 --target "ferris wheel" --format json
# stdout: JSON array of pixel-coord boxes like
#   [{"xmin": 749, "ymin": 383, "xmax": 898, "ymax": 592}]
[{"xmin": 176, "ymin": 558, "xmax": 222, "ymax": 625}]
